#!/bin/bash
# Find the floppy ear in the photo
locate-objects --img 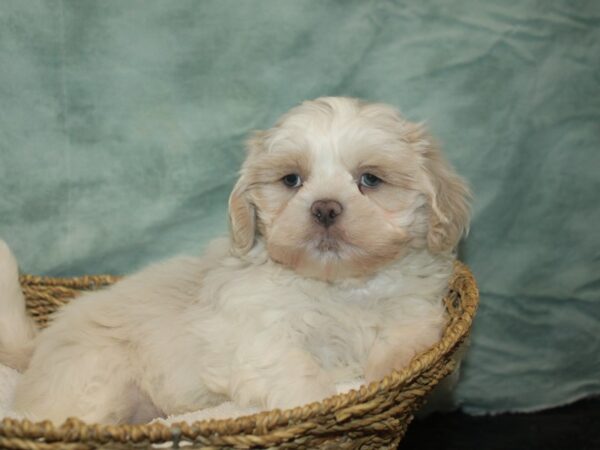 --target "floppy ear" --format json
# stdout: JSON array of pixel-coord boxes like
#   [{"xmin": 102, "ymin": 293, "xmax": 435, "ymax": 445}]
[
  {"xmin": 228, "ymin": 175, "xmax": 256, "ymax": 256},
  {"xmin": 409, "ymin": 124, "xmax": 471, "ymax": 253},
  {"xmin": 227, "ymin": 130, "xmax": 268, "ymax": 256}
]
